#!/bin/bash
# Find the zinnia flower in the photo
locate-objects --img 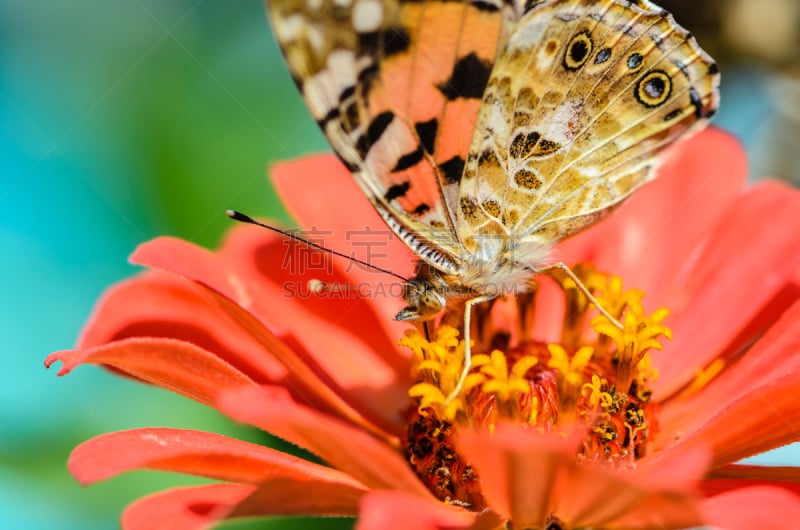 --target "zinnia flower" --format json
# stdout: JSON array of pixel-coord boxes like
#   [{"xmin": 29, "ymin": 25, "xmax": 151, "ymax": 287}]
[{"xmin": 47, "ymin": 128, "xmax": 800, "ymax": 529}]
